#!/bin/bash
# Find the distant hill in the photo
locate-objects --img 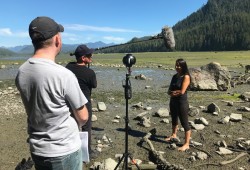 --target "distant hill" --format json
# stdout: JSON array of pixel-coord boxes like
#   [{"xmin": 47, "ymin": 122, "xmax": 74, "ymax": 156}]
[
  {"xmin": 173, "ymin": 0, "xmax": 250, "ymax": 51},
  {"xmin": 97, "ymin": 0, "xmax": 250, "ymax": 53},
  {"xmin": 3, "ymin": 0, "xmax": 250, "ymax": 53},
  {"xmin": 2, "ymin": 41, "xmax": 116, "ymax": 54},
  {"xmin": 61, "ymin": 41, "xmax": 116, "ymax": 53},
  {"xmin": 8, "ymin": 45, "xmax": 30, "ymax": 53},
  {"xmin": 0, "ymin": 47, "xmax": 16, "ymax": 57},
  {"xmin": 18, "ymin": 45, "xmax": 34, "ymax": 54}
]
